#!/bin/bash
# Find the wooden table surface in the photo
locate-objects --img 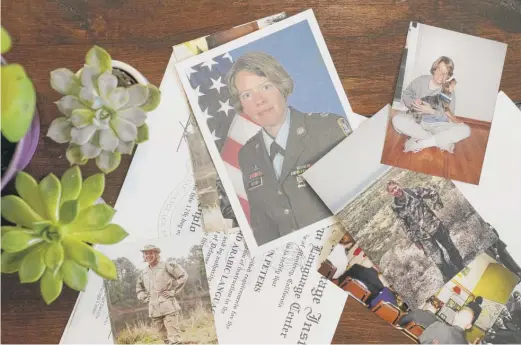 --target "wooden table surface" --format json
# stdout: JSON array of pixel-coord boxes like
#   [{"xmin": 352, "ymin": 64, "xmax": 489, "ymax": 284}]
[{"xmin": 1, "ymin": 1, "xmax": 520, "ymax": 343}]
